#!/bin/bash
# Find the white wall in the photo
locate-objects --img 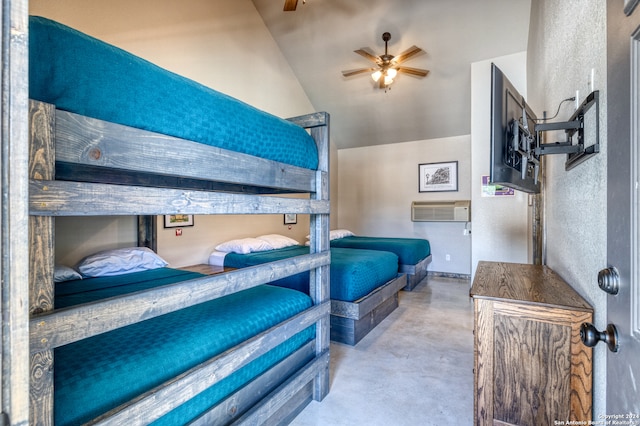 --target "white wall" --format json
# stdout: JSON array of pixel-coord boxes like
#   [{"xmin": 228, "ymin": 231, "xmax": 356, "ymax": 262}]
[
  {"xmin": 527, "ymin": 0, "xmax": 608, "ymax": 416},
  {"xmin": 338, "ymin": 136, "xmax": 472, "ymax": 275},
  {"xmin": 30, "ymin": 0, "xmax": 334, "ymax": 267},
  {"xmin": 470, "ymin": 52, "xmax": 530, "ymax": 279}
]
